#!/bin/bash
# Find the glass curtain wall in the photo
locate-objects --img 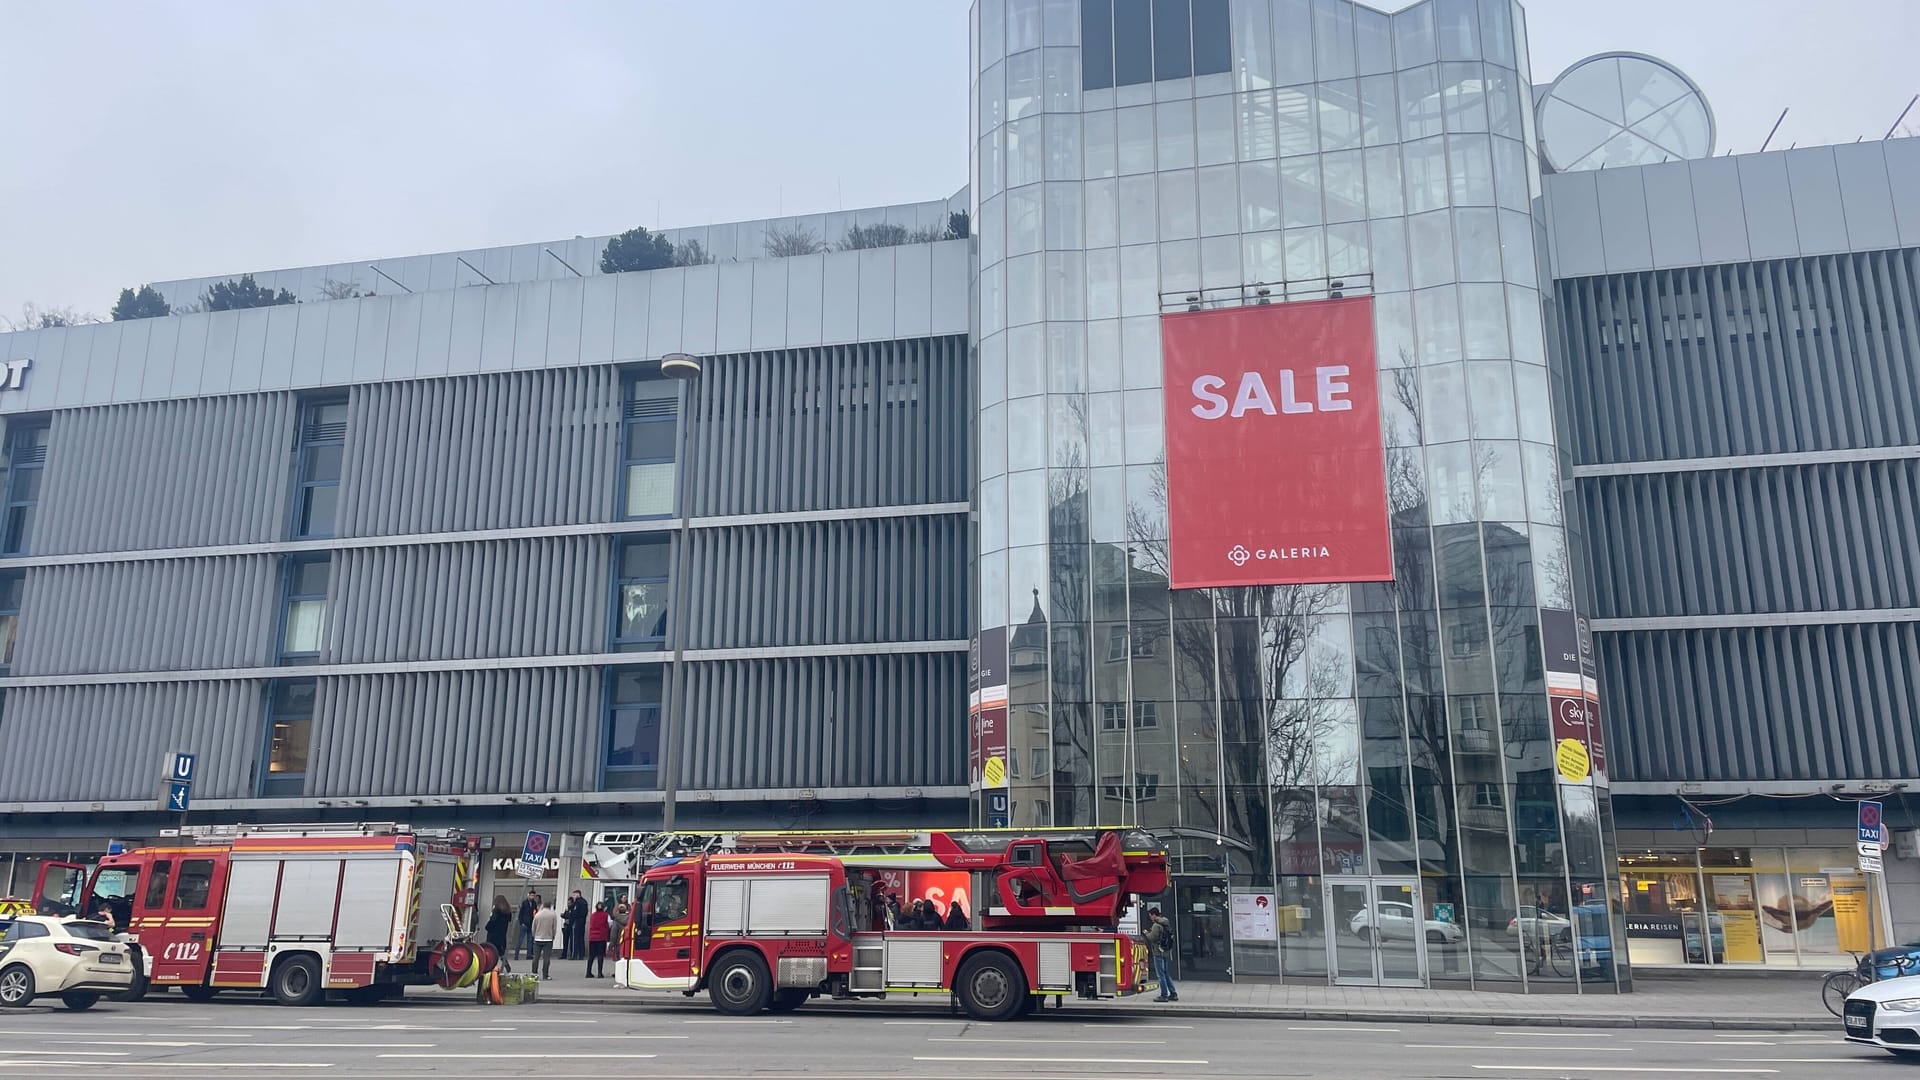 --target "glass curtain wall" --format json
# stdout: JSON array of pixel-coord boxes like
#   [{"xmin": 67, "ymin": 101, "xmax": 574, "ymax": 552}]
[{"xmin": 971, "ymin": 0, "xmax": 1624, "ymax": 990}]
